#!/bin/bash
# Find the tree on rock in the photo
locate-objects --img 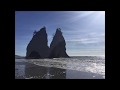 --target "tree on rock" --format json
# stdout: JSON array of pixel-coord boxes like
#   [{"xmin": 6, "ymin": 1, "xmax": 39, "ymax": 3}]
[
  {"xmin": 33, "ymin": 30, "xmax": 37, "ymax": 36},
  {"xmin": 43, "ymin": 26, "xmax": 46, "ymax": 29}
]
